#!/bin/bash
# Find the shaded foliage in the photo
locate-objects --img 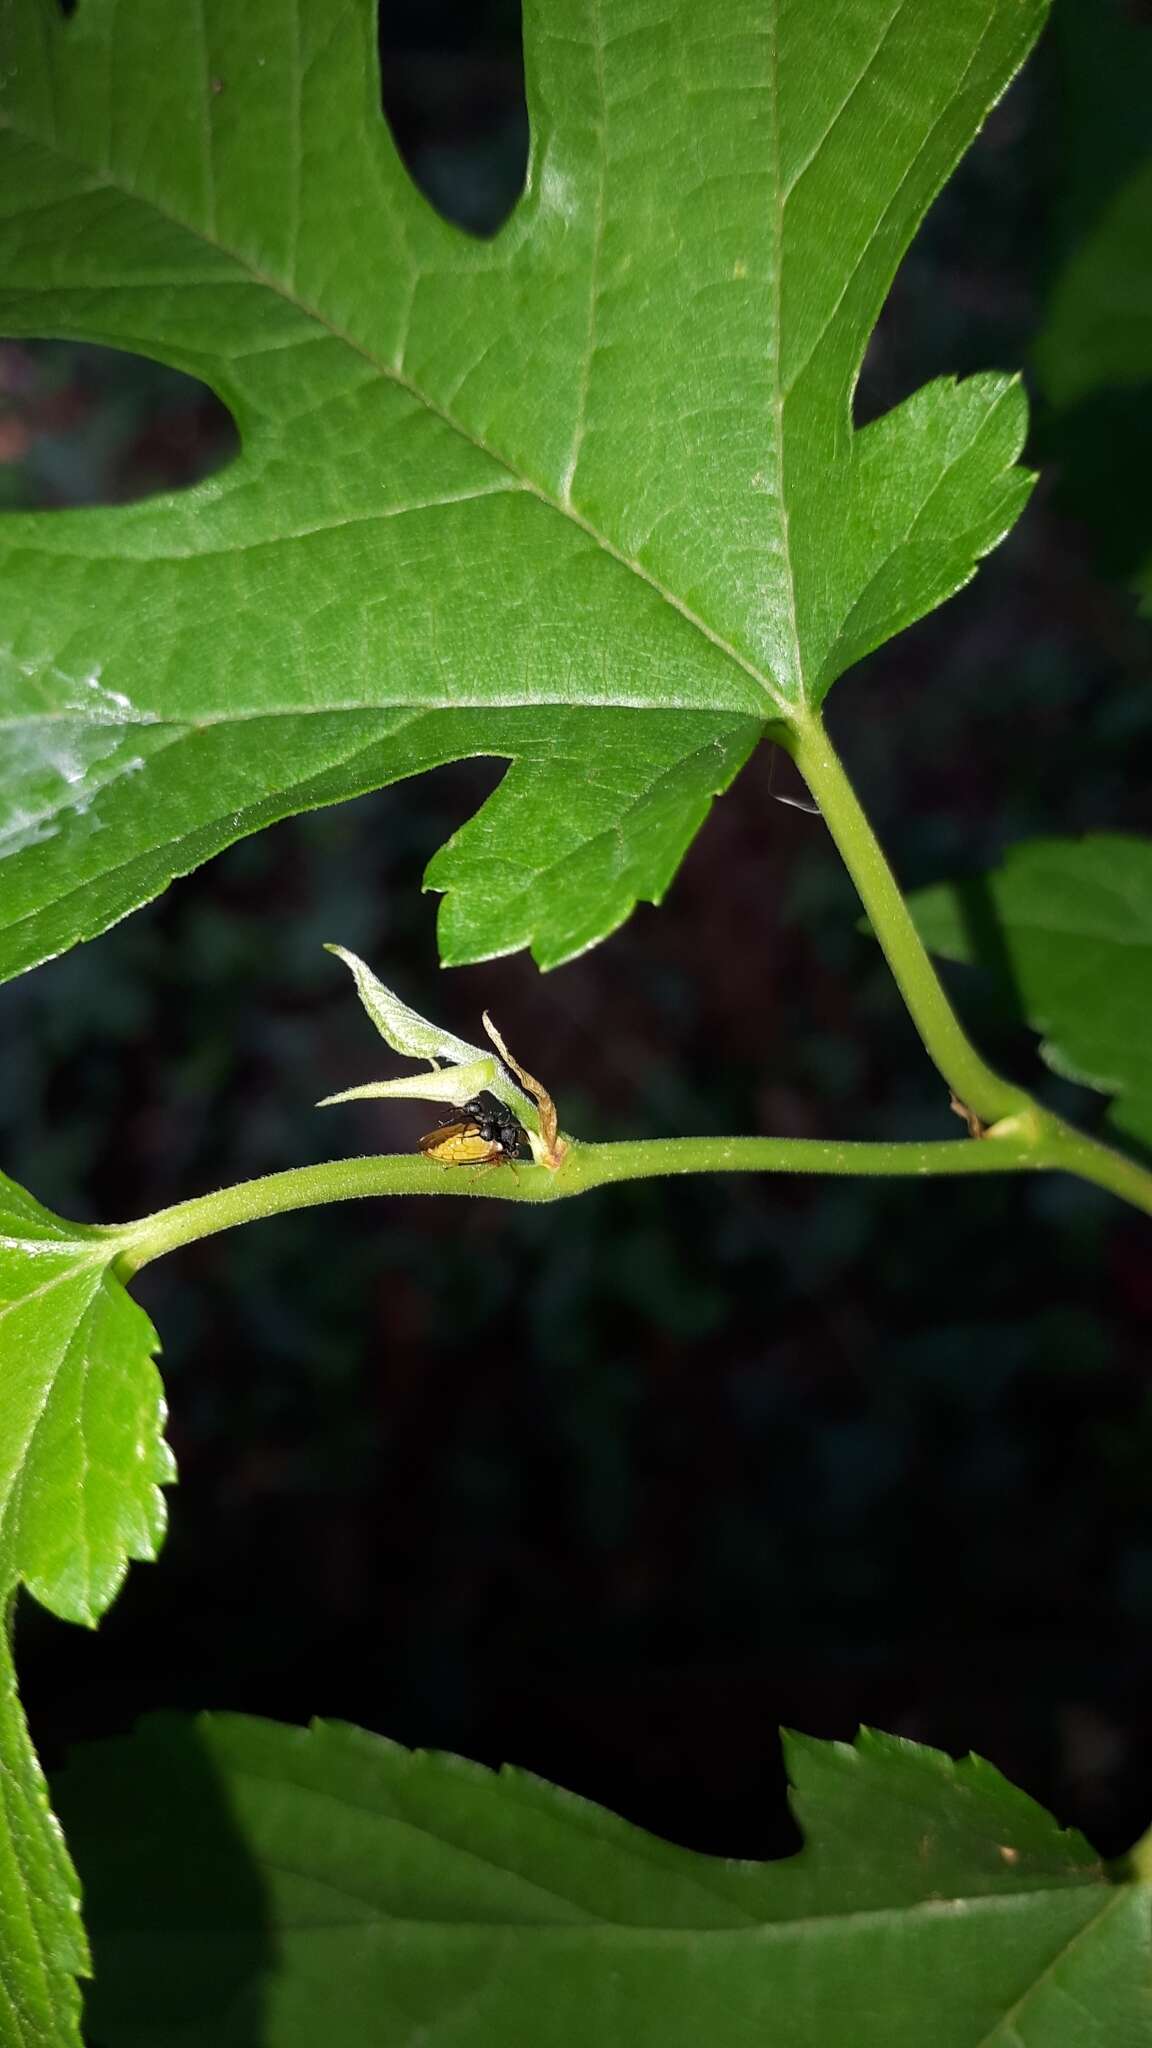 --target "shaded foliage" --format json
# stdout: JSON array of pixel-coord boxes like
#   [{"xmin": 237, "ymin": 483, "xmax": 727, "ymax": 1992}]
[{"xmin": 3, "ymin": 0, "xmax": 1151, "ymax": 1892}]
